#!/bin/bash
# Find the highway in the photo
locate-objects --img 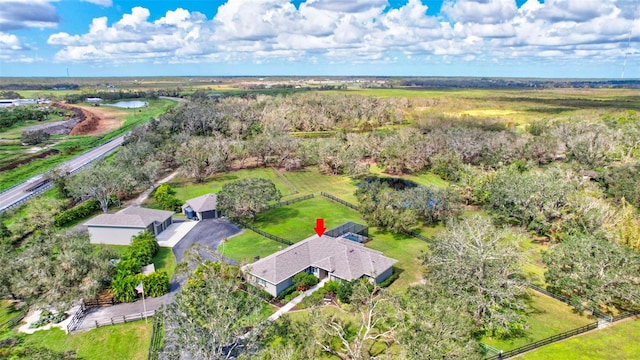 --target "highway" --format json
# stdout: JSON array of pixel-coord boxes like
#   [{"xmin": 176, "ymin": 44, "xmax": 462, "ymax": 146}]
[{"xmin": 0, "ymin": 135, "xmax": 126, "ymax": 213}]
